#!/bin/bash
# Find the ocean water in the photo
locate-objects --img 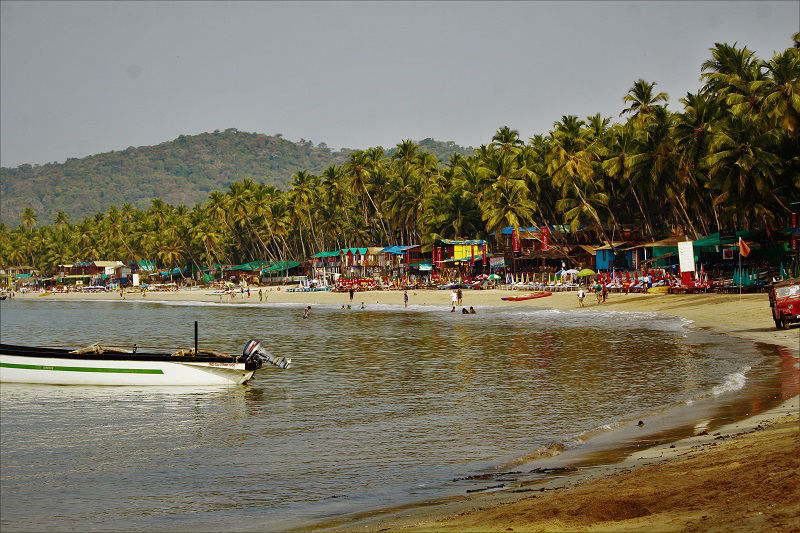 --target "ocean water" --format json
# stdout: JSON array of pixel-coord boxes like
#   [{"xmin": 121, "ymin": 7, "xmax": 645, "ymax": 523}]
[{"xmin": 0, "ymin": 299, "xmax": 792, "ymax": 531}]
